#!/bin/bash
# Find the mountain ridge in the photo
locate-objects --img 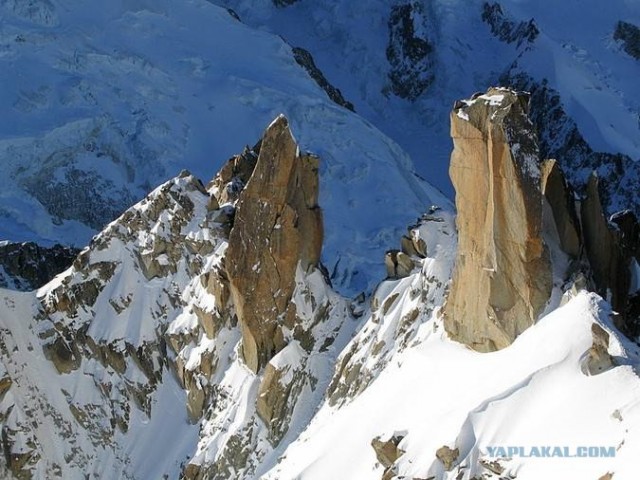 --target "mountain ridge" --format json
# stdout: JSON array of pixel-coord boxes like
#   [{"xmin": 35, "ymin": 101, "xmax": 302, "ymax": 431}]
[{"xmin": 1, "ymin": 89, "xmax": 639, "ymax": 478}]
